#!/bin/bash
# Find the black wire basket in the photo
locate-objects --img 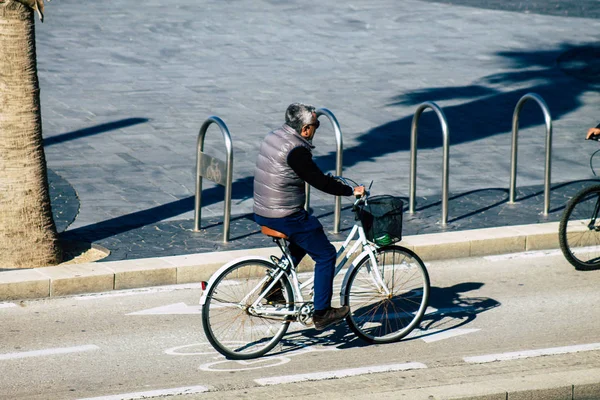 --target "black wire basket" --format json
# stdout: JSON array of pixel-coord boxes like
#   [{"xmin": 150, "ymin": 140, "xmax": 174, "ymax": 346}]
[{"xmin": 355, "ymin": 195, "xmax": 404, "ymax": 246}]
